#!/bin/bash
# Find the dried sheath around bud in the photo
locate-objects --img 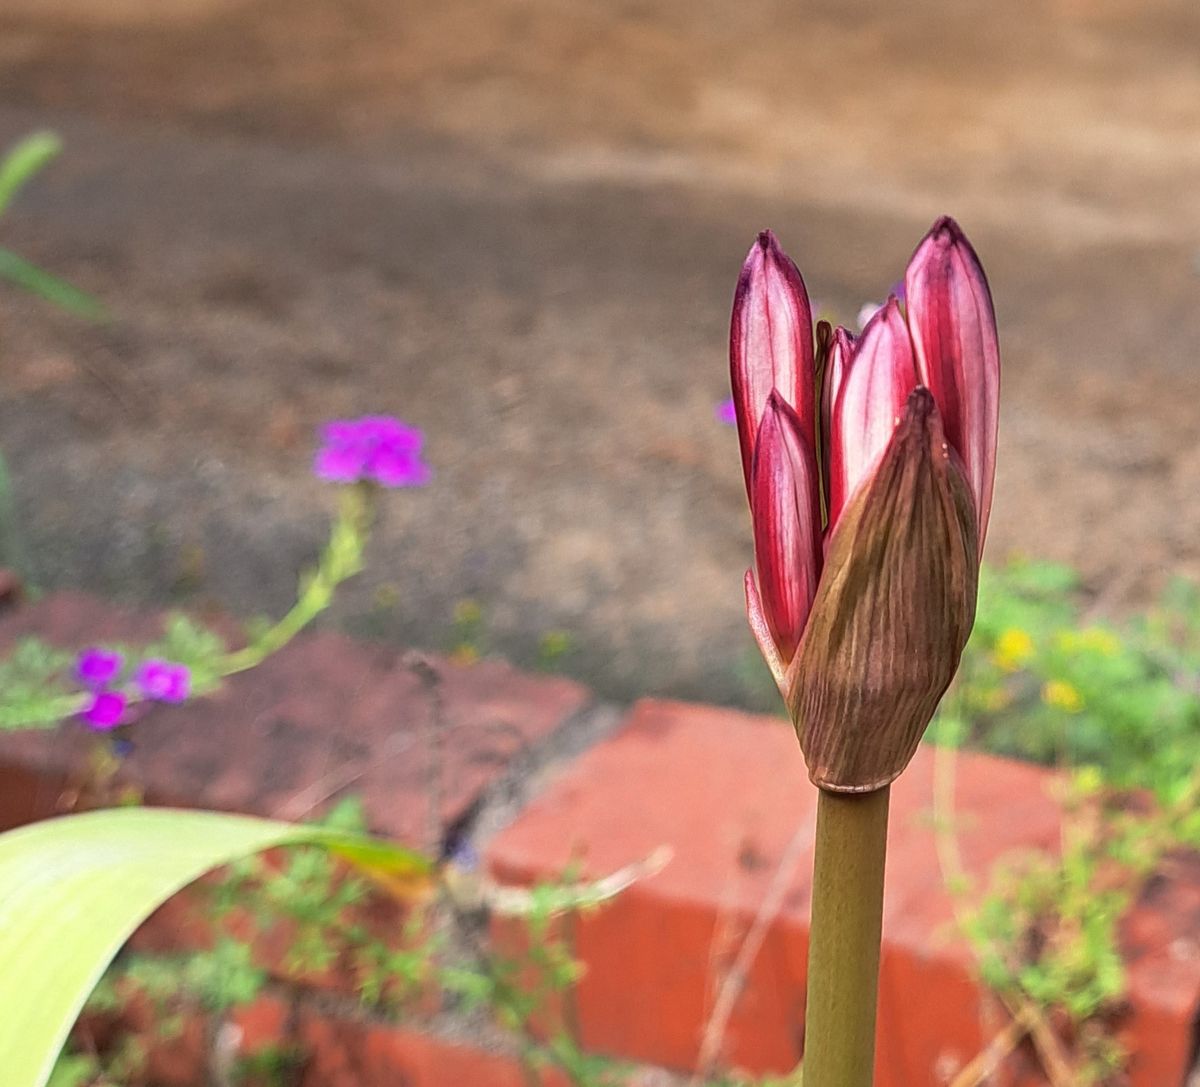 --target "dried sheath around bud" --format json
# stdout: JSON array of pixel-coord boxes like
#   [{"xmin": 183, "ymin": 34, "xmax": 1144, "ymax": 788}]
[{"xmin": 788, "ymin": 389, "xmax": 978, "ymax": 791}]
